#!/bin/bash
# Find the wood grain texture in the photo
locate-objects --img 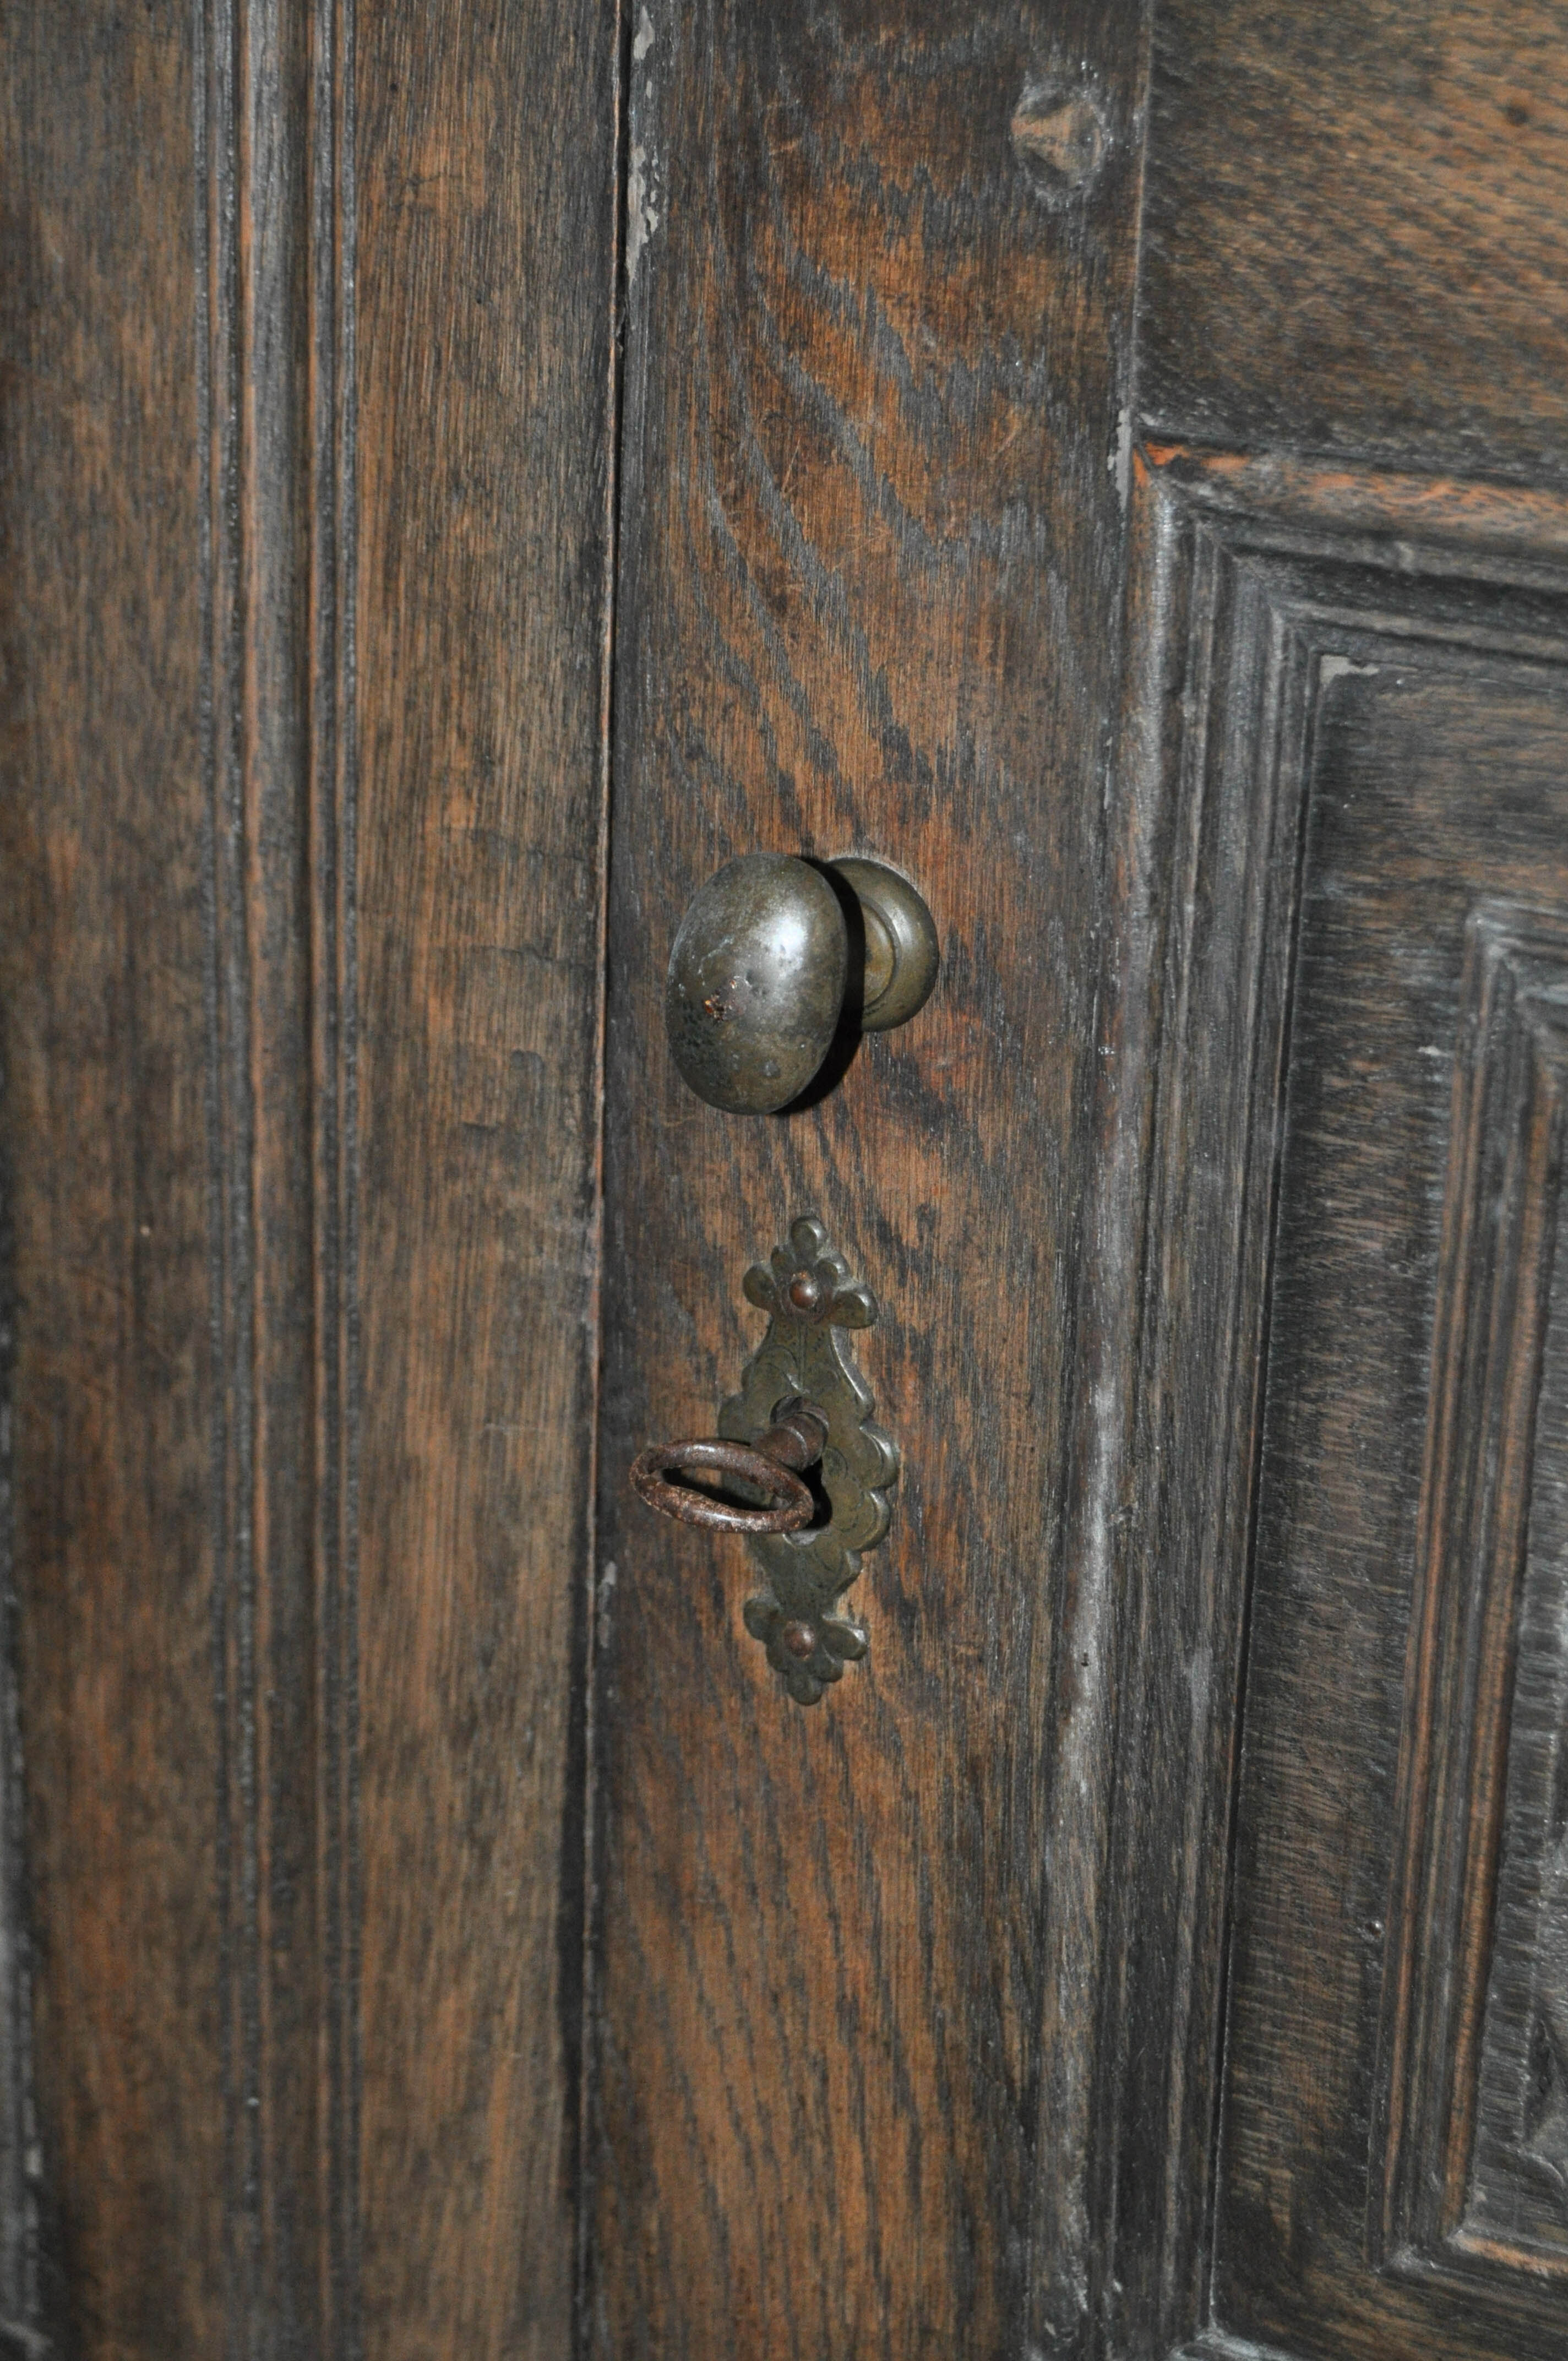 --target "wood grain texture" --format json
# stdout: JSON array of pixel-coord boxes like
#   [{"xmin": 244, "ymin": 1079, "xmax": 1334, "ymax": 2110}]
[
  {"xmin": 1, "ymin": 7, "xmax": 228, "ymax": 2349},
  {"xmin": 1, "ymin": 0, "xmax": 619, "ymax": 2346},
  {"xmin": 1088, "ymin": 451, "xmax": 1568, "ymax": 2361},
  {"xmin": 1217, "ymin": 526, "xmax": 1568, "ymax": 2361},
  {"xmin": 1384, "ymin": 909, "xmax": 1568, "ymax": 2311},
  {"xmin": 0, "ymin": 1195, "xmax": 31, "ymax": 2349},
  {"xmin": 590, "ymin": 3, "xmax": 1148, "ymax": 2352},
  {"xmin": 201, "ymin": 0, "xmax": 359, "ymax": 2346},
  {"xmin": 1138, "ymin": 0, "xmax": 1568, "ymax": 483},
  {"xmin": 22, "ymin": 6, "xmax": 1568, "ymax": 2355},
  {"xmin": 352, "ymin": 2, "xmax": 618, "ymax": 2354},
  {"xmin": 0, "ymin": 0, "xmax": 365, "ymax": 2347}
]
